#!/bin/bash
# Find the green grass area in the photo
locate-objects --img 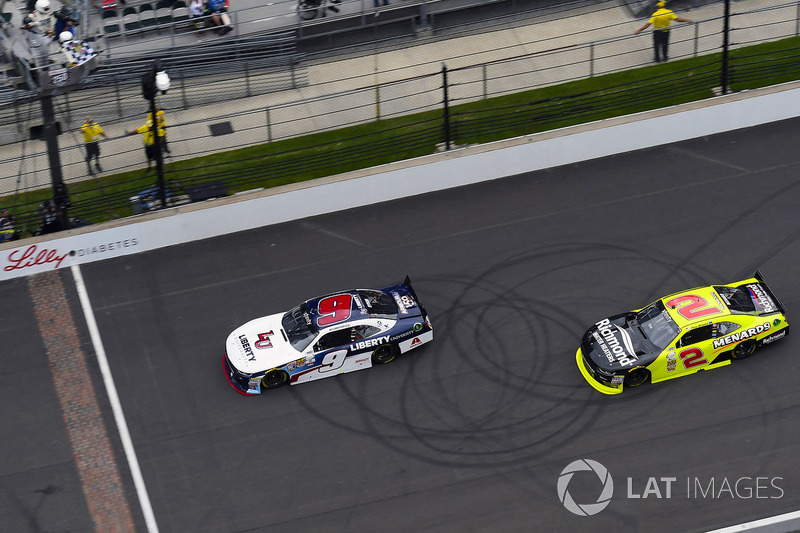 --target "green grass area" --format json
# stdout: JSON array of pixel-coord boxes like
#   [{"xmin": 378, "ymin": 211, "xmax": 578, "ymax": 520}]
[{"xmin": 4, "ymin": 37, "xmax": 800, "ymax": 236}]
